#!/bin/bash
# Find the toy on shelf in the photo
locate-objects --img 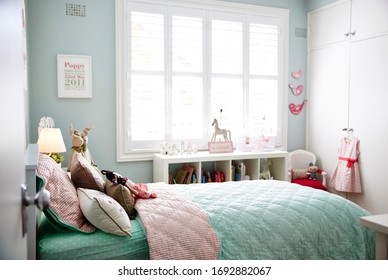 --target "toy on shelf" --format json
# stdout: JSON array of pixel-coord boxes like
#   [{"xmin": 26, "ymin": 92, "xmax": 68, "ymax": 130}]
[
  {"xmin": 260, "ymin": 159, "xmax": 272, "ymax": 180},
  {"xmin": 209, "ymin": 118, "xmax": 233, "ymax": 153}
]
